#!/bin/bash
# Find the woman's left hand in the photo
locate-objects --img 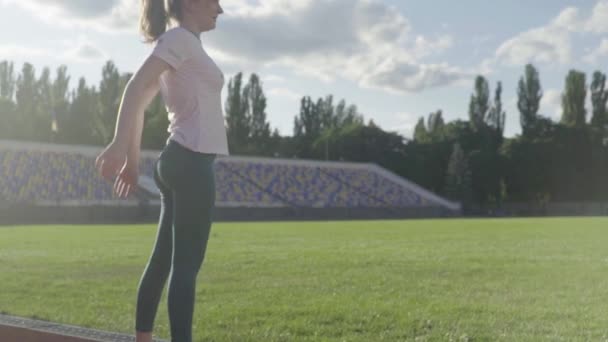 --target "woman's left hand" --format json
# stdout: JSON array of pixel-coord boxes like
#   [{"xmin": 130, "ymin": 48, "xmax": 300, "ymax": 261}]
[{"xmin": 114, "ymin": 159, "xmax": 139, "ymax": 198}]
